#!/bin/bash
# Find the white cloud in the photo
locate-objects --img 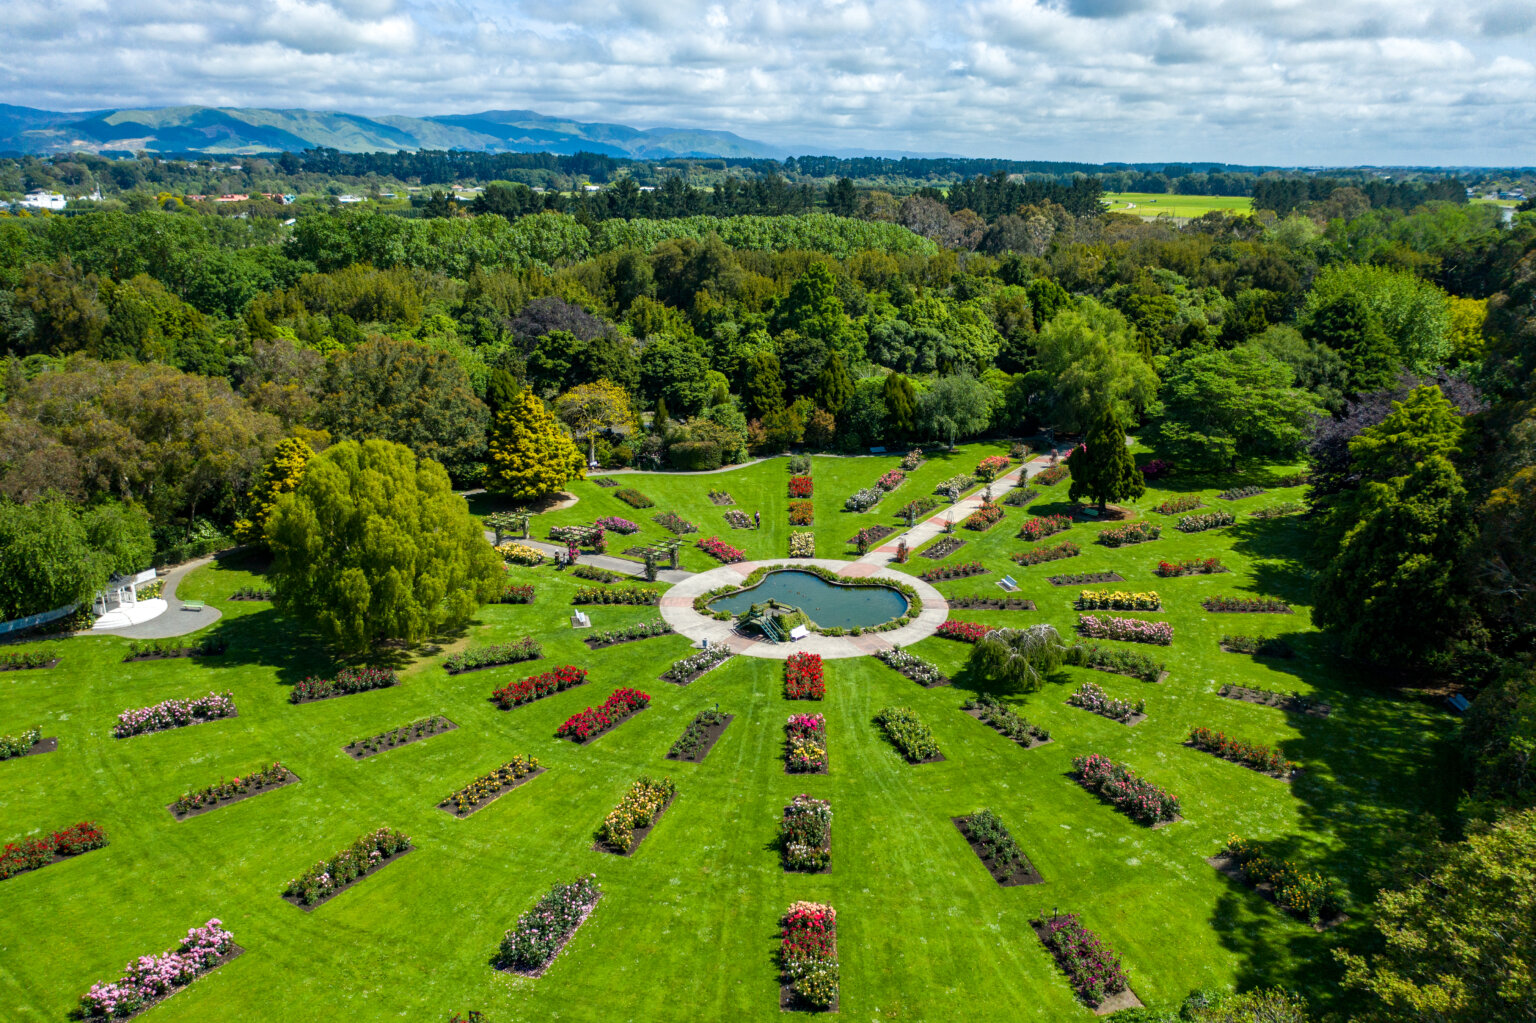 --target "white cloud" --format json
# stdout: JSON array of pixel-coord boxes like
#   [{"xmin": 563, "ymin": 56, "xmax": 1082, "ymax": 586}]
[{"xmin": 2, "ymin": 0, "xmax": 1533, "ymax": 163}]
